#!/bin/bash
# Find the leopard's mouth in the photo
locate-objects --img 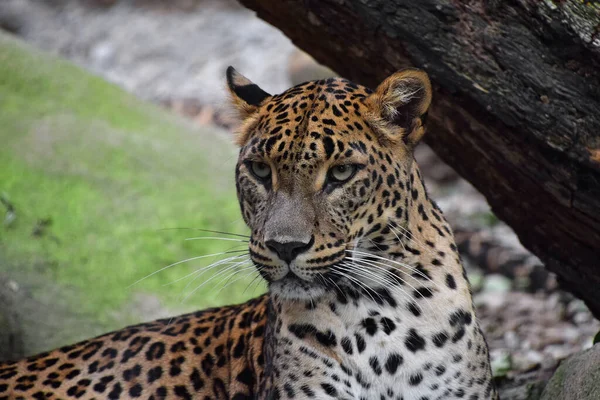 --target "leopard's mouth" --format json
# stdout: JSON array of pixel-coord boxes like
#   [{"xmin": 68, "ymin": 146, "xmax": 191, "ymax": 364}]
[
  {"xmin": 252, "ymin": 248, "xmax": 350, "ymax": 301},
  {"xmin": 268, "ymin": 271, "xmax": 329, "ymax": 300},
  {"xmin": 279, "ymin": 272, "xmax": 313, "ymax": 286}
]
